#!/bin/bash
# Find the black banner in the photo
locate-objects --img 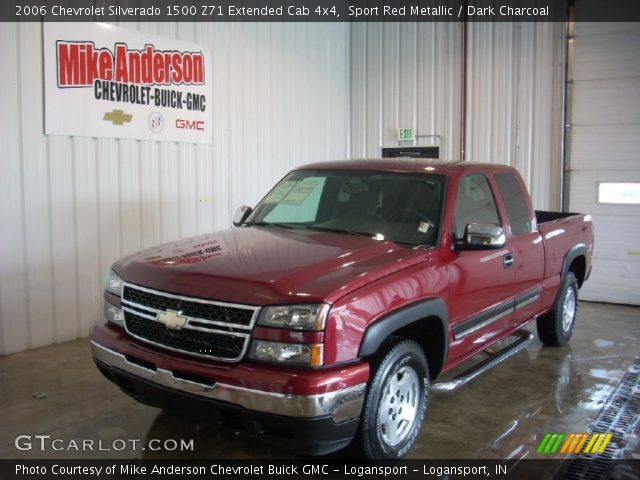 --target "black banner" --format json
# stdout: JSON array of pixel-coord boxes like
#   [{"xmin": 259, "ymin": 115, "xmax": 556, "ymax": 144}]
[
  {"xmin": 2, "ymin": 459, "xmax": 640, "ymax": 480},
  {"xmin": 4, "ymin": 0, "xmax": 640, "ymax": 22}
]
